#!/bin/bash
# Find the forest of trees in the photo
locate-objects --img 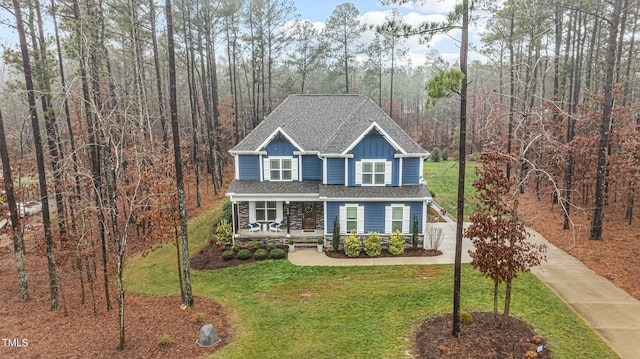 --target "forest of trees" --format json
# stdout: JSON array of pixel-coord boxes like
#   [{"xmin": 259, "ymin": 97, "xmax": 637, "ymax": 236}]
[{"xmin": 0, "ymin": 0, "xmax": 638, "ymax": 348}]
